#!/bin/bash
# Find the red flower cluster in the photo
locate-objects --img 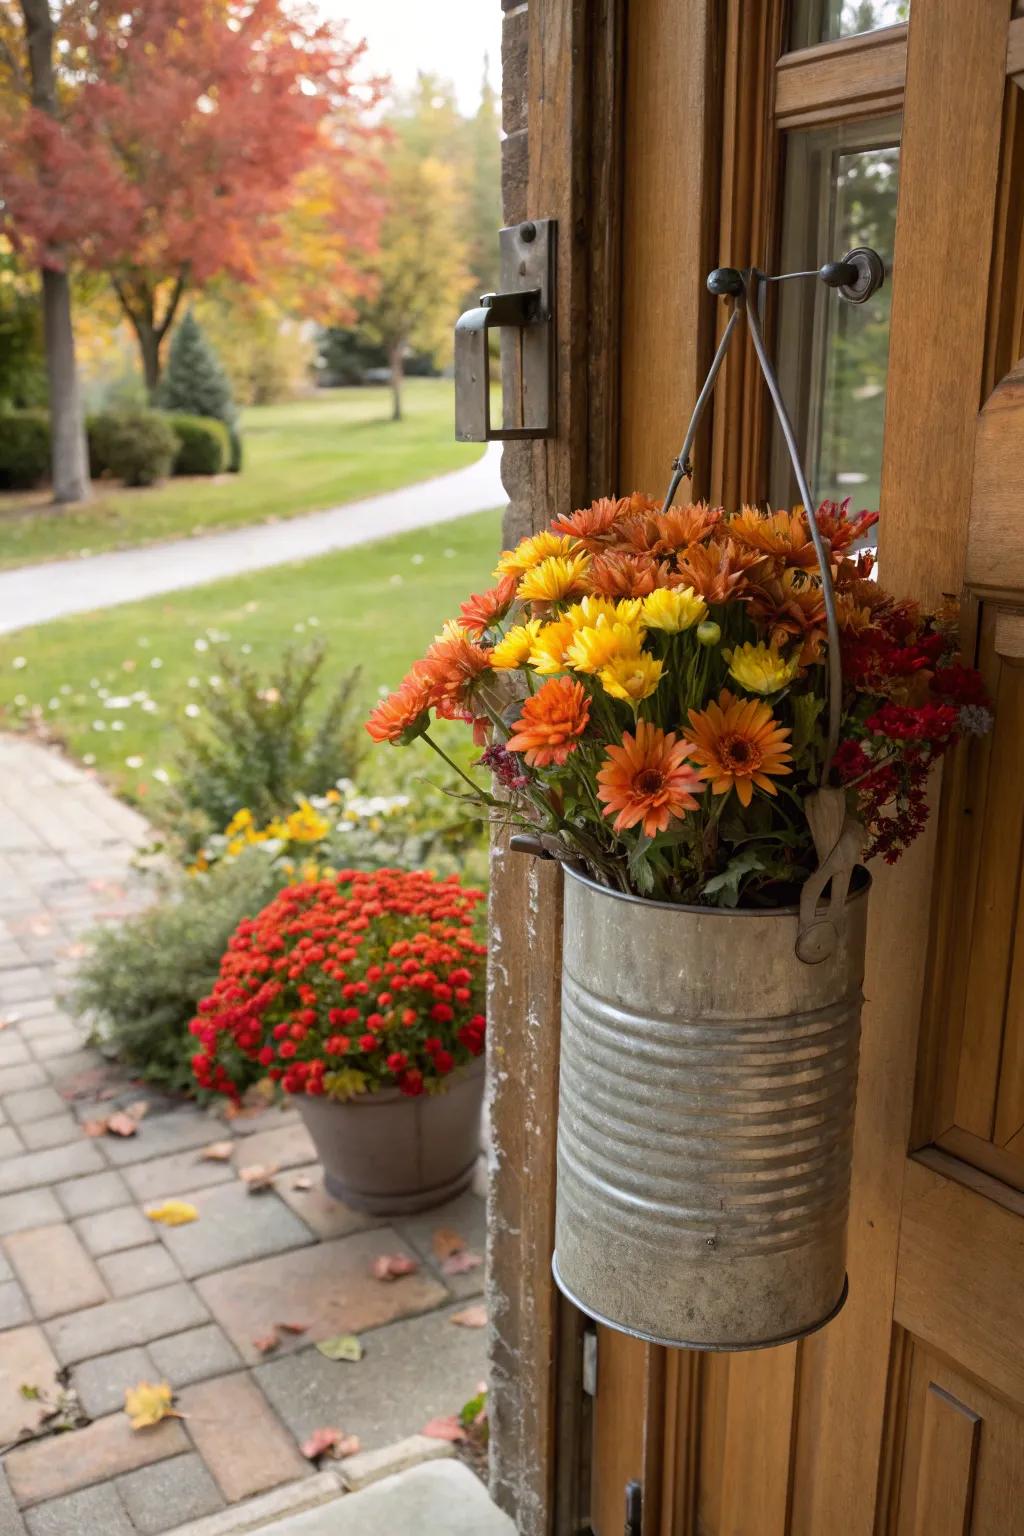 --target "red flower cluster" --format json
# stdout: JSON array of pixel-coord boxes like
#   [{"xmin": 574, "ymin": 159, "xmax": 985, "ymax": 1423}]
[{"xmin": 190, "ymin": 869, "xmax": 487, "ymax": 1102}]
